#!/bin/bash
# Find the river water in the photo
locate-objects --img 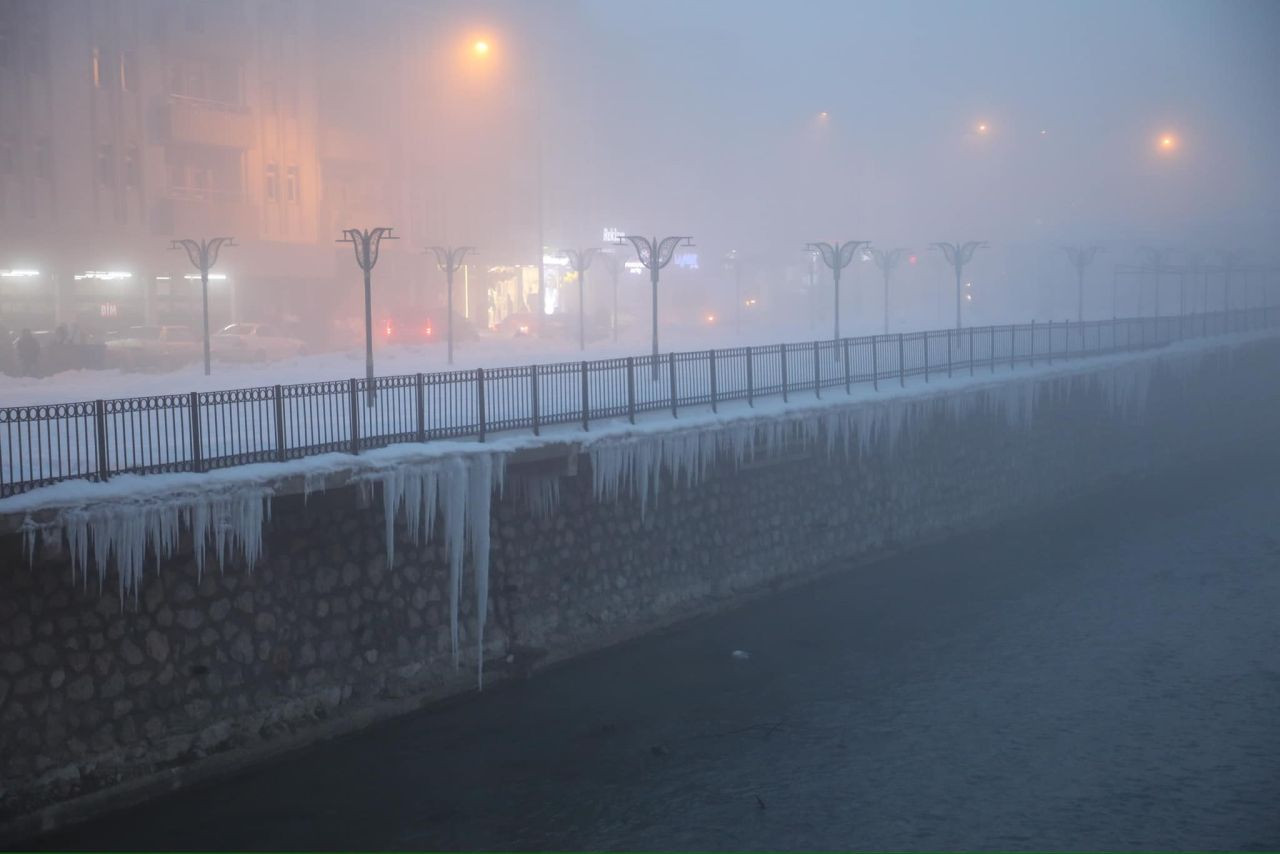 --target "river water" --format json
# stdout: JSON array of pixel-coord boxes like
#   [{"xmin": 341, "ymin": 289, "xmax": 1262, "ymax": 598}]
[{"xmin": 31, "ymin": 453, "xmax": 1280, "ymax": 850}]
